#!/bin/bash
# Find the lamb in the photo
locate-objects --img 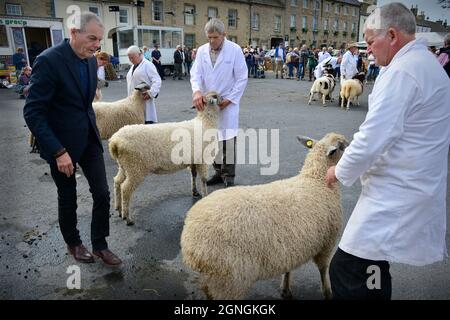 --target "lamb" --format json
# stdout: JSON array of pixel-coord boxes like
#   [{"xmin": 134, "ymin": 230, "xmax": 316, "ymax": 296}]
[
  {"xmin": 109, "ymin": 92, "xmax": 221, "ymax": 226},
  {"xmin": 93, "ymin": 82, "xmax": 149, "ymax": 139},
  {"xmin": 339, "ymin": 72, "xmax": 365, "ymax": 110},
  {"xmin": 308, "ymin": 73, "xmax": 336, "ymax": 106},
  {"xmin": 180, "ymin": 132, "xmax": 349, "ymax": 300}
]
